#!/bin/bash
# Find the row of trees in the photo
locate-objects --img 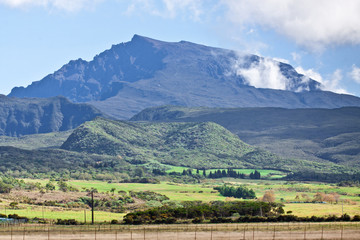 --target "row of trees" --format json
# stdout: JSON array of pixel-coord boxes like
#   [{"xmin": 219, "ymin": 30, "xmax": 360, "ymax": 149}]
[
  {"xmin": 124, "ymin": 201, "xmax": 284, "ymax": 224},
  {"xmin": 179, "ymin": 168, "xmax": 261, "ymax": 179},
  {"xmin": 214, "ymin": 185, "xmax": 256, "ymax": 199}
]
